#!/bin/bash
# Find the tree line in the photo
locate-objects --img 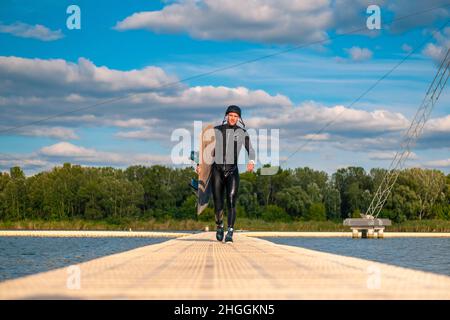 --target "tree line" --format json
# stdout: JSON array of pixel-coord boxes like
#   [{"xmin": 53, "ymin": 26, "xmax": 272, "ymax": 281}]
[{"xmin": 0, "ymin": 163, "xmax": 449, "ymax": 223}]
